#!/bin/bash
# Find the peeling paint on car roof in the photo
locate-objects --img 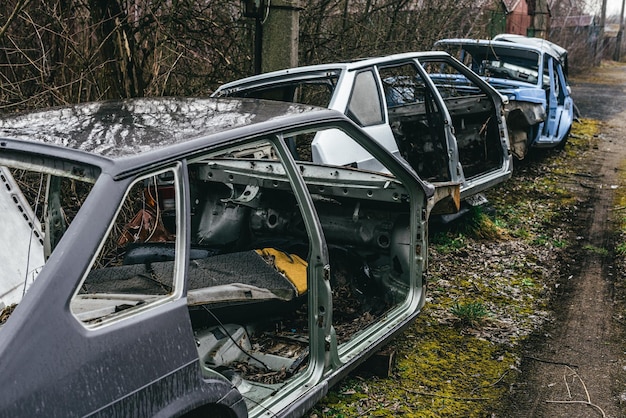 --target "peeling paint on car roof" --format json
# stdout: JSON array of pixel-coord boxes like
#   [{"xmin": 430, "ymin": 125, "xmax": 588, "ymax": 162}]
[{"xmin": 0, "ymin": 97, "xmax": 322, "ymax": 158}]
